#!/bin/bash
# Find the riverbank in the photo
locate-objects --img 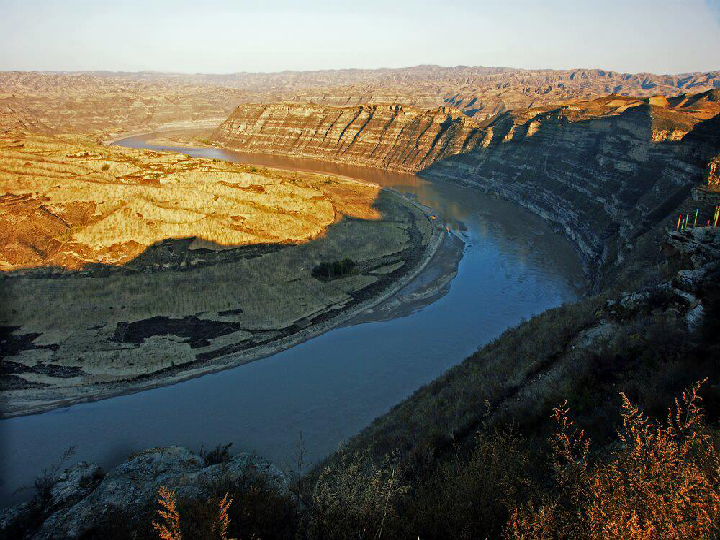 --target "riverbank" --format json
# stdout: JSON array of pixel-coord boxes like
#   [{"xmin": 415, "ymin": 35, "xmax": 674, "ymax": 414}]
[
  {"xmin": 0, "ymin": 132, "xmax": 584, "ymax": 509},
  {"xmin": 0, "ymin": 132, "xmax": 455, "ymax": 418},
  {"xmin": 1, "ymin": 201, "xmax": 449, "ymax": 418},
  {"xmin": 101, "ymin": 122, "xmax": 221, "ymax": 147}
]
